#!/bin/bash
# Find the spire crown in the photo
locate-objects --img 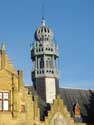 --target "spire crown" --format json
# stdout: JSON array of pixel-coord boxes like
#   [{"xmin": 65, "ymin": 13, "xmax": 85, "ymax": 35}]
[{"xmin": 34, "ymin": 19, "xmax": 53, "ymax": 41}]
